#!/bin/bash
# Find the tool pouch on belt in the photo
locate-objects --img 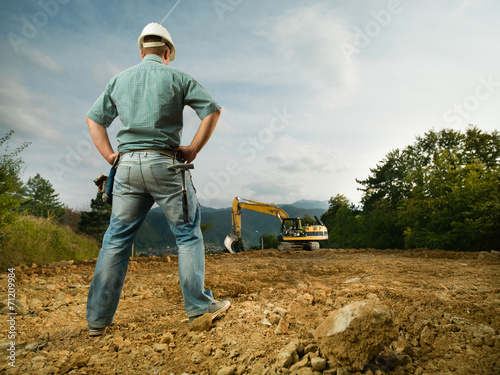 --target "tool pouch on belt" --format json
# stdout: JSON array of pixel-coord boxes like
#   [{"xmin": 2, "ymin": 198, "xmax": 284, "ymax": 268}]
[{"xmin": 93, "ymin": 156, "xmax": 120, "ymax": 205}]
